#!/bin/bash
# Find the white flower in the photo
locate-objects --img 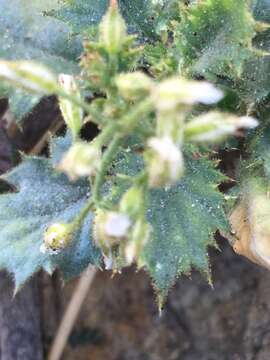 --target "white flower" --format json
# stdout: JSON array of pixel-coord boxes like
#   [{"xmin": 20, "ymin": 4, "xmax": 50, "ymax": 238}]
[
  {"xmin": 94, "ymin": 210, "xmax": 132, "ymax": 249},
  {"xmin": 147, "ymin": 136, "xmax": 184, "ymax": 187},
  {"xmin": 153, "ymin": 78, "xmax": 223, "ymax": 111},
  {"xmin": 104, "ymin": 213, "xmax": 132, "ymax": 238},
  {"xmin": 186, "ymin": 82, "xmax": 223, "ymax": 105},
  {"xmin": 237, "ymin": 116, "xmax": 258, "ymax": 129},
  {"xmin": 185, "ymin": 111, "xmax": 259, "ymax": 143}
]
